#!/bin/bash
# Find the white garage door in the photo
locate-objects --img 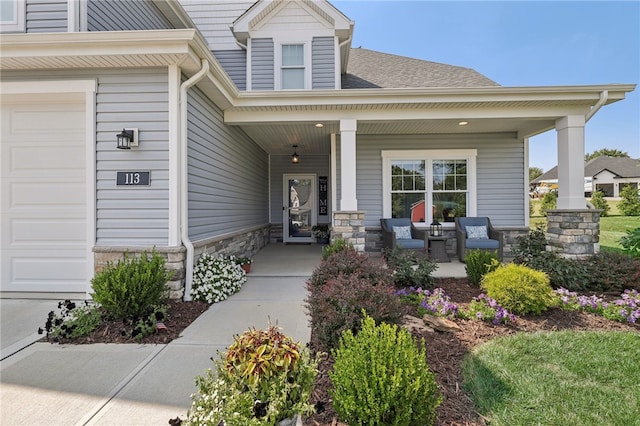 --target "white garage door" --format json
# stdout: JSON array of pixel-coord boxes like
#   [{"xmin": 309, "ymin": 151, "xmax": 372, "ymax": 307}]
[{"xmin": 1, "ymin": 93, "xmax": 88, "ymax": 294}]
